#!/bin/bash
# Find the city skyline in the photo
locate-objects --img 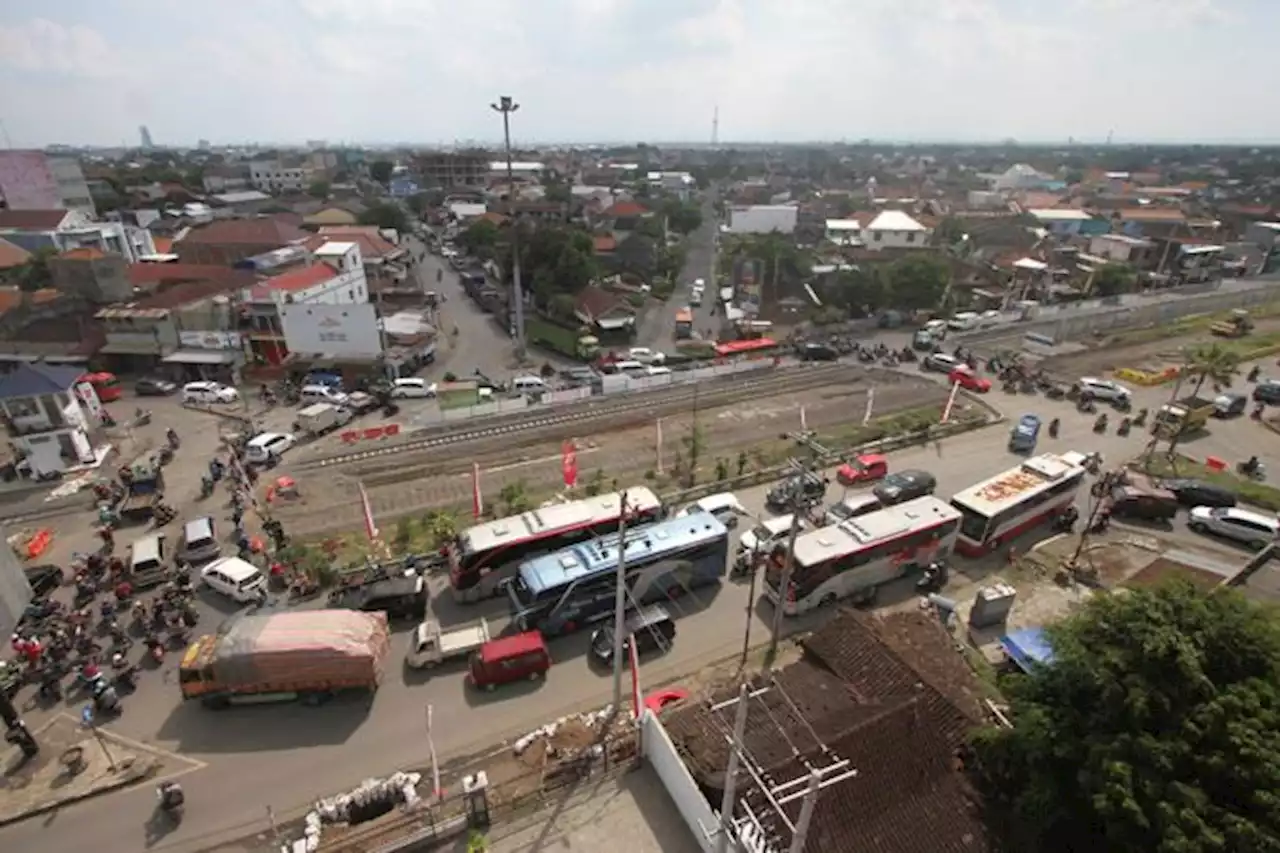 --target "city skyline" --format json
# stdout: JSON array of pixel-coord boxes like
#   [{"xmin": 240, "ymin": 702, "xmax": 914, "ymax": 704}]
[{"xmin": 0, "ymin": 0, "xmax": 1277, "ymax": 148}]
